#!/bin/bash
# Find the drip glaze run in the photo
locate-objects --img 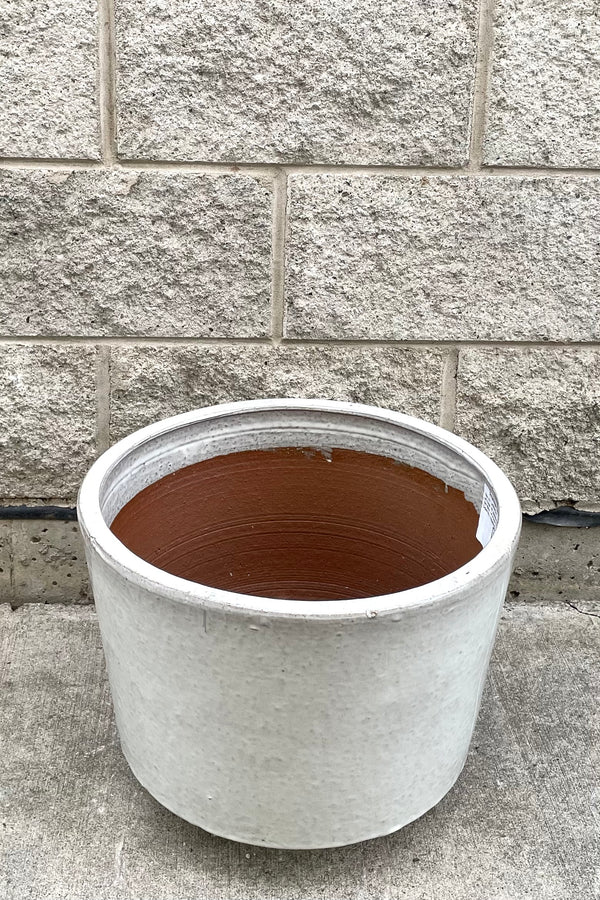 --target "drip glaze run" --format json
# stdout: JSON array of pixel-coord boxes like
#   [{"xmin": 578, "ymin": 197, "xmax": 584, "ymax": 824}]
[{"xmin": 110, "ymin": 447, "xmax": 482, "ymax": 601}]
